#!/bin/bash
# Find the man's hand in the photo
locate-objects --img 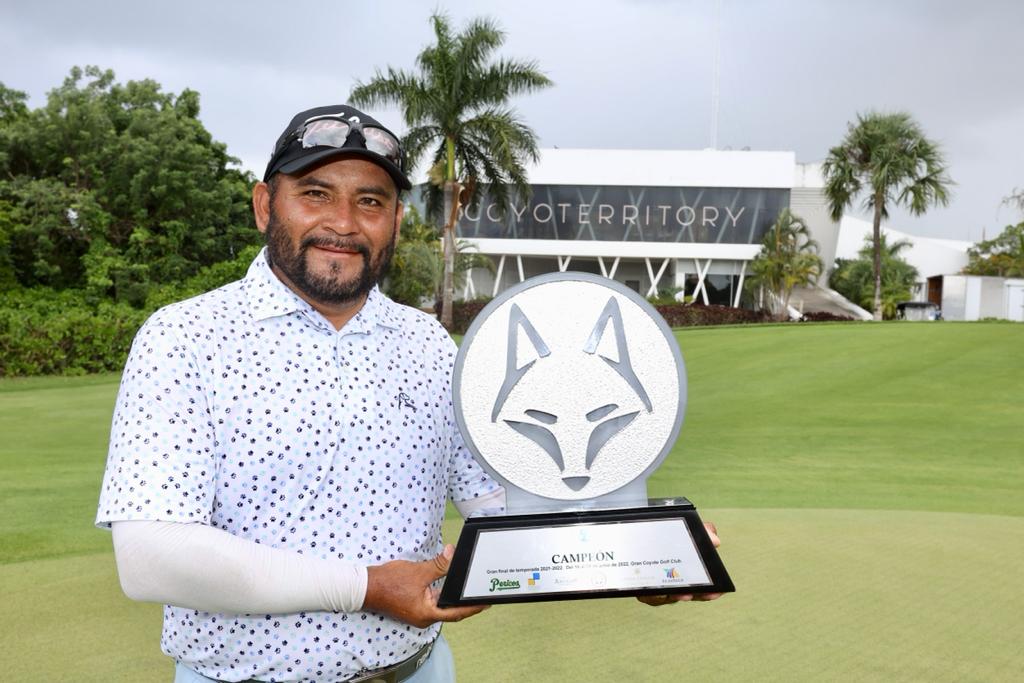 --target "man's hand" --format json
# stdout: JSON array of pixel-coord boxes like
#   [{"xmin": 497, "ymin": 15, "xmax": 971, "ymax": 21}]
[
  {"xmin": 363, "ymin": 544, "xmax": 489, "ymax": 628},
  {"xmin": 636, "ymin": 521, "xmax": 725, "ymax": 607}
]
